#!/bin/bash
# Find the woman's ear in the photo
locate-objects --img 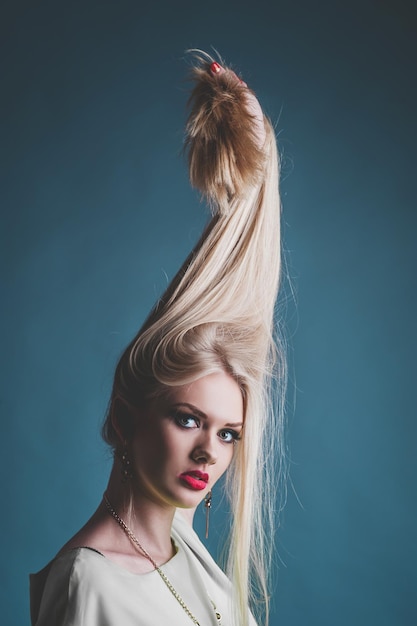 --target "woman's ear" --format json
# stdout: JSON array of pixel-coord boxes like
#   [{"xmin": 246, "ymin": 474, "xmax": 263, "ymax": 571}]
[{"xmin": 110, "ymin": 396, "xmax": 137, "ymax": 444}]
